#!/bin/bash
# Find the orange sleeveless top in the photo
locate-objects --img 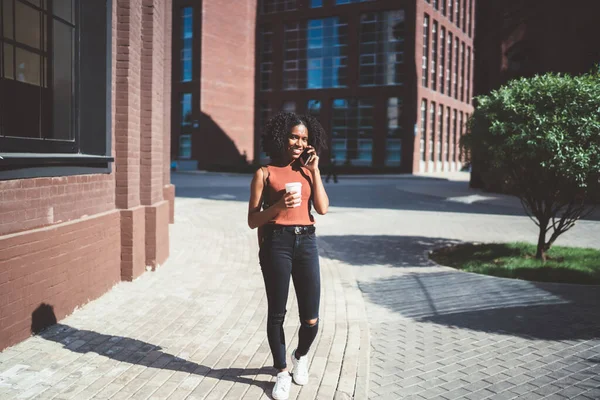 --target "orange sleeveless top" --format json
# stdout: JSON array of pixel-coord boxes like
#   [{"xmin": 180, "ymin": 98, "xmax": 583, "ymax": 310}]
[{"xmin": 263, "ymin": 165, "xmax": 315, "ymax": 226}]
